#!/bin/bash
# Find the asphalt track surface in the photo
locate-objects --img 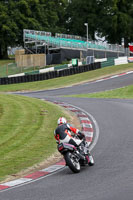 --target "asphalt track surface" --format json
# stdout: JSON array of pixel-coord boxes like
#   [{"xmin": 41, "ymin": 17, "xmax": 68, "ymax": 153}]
[{"xmin": 1, "ymin": 73, "xmax": 133, "ymax": 200}]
